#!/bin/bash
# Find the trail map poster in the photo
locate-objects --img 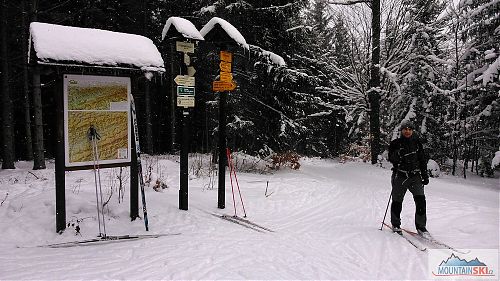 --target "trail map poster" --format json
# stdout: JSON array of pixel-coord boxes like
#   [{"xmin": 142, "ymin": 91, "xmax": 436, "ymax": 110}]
[{"xmin": 64, "ymin": 75, "xmax": 131, "ymax": 167}]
